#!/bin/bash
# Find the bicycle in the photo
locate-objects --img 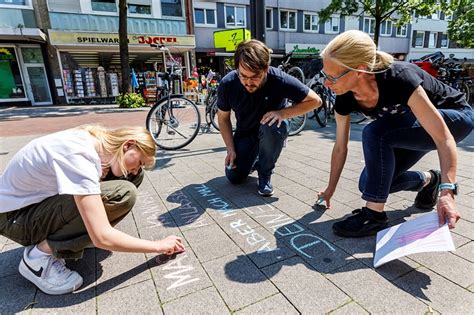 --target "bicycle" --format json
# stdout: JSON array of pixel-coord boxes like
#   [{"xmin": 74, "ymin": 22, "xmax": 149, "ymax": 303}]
[
  {"xmin": 146, "ymin": 45, "xmax": 201, "ymax": 150},
  {"xmin": 277, "ymin": 53, "xmax": 308, "ymax": 136}
]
